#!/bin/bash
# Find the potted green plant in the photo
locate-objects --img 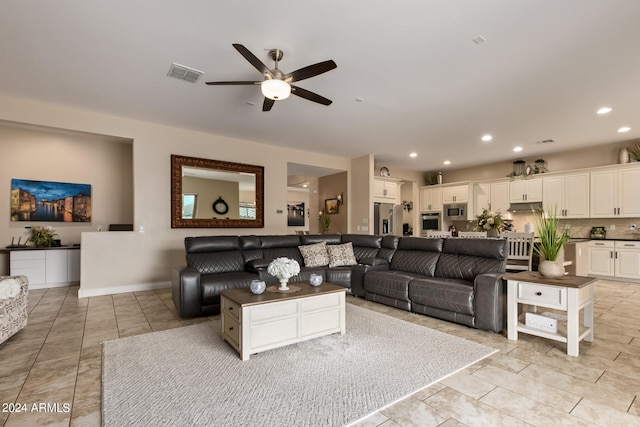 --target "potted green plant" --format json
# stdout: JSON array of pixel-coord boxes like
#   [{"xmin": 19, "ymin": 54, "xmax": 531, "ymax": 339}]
[
  {"xmin": 28, "ymin": 226, "xmax": 57, "ymax": 247},
  {"xmin": 532, "ymin": 207, "xmax": 570, "ymax": 278},
  {"xmin": 319, "ymin": 213, "xmax": 331, "ymax": 233}
]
